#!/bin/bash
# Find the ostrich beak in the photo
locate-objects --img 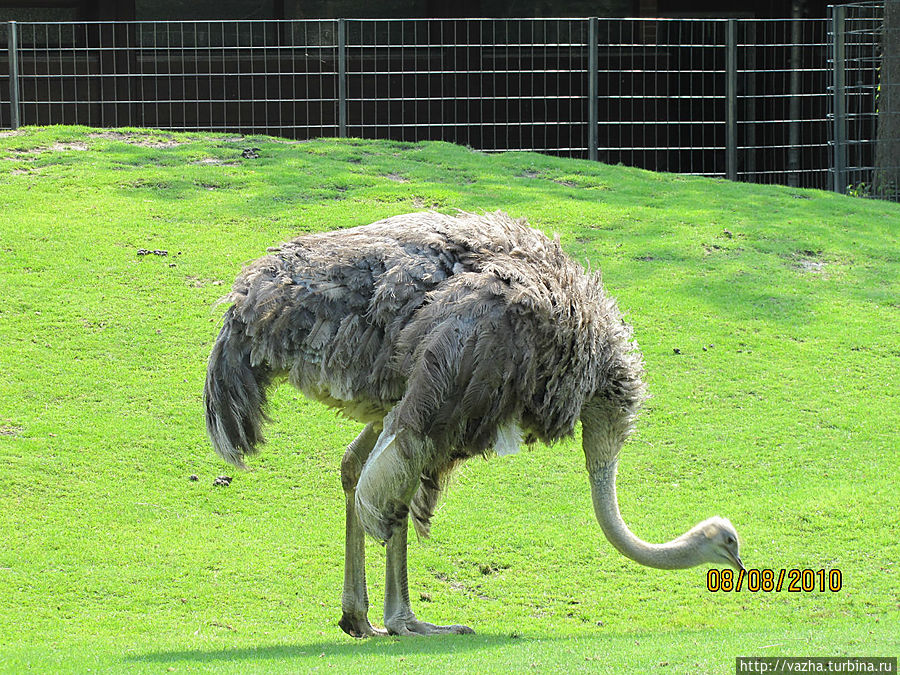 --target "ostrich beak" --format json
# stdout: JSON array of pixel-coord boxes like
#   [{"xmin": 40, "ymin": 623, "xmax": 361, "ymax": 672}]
[{"xmin": 727, "ymin": 552, "xmax": 746, "ymax": 572}]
